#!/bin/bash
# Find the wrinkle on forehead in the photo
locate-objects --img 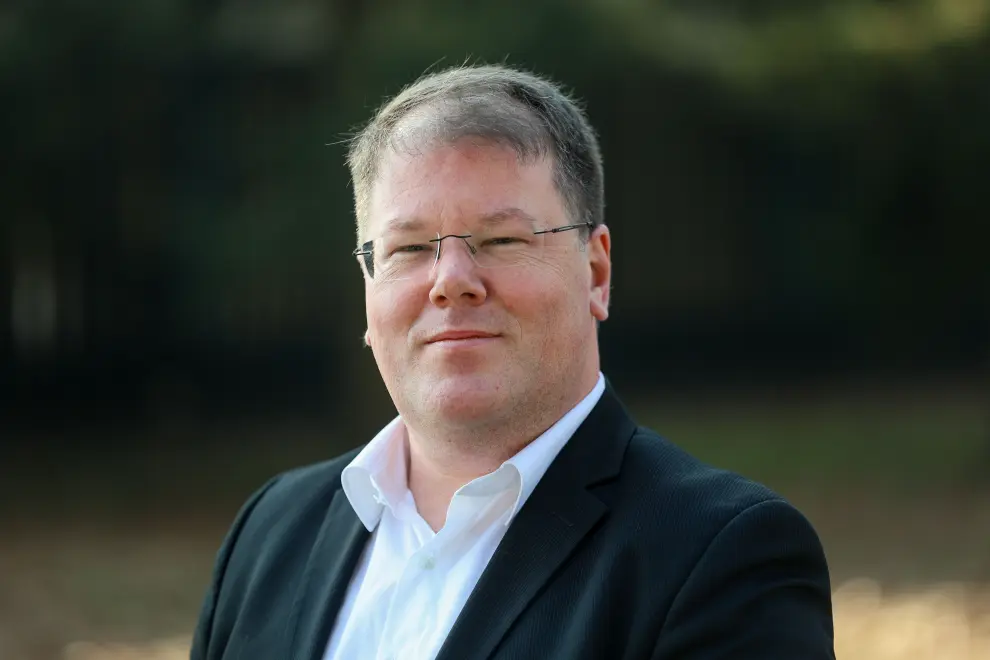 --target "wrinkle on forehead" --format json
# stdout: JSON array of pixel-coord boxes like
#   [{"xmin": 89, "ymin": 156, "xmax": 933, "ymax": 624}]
[{"xmin": 365, "ymin": 141, "xmax": 560, "ymax": 240}]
